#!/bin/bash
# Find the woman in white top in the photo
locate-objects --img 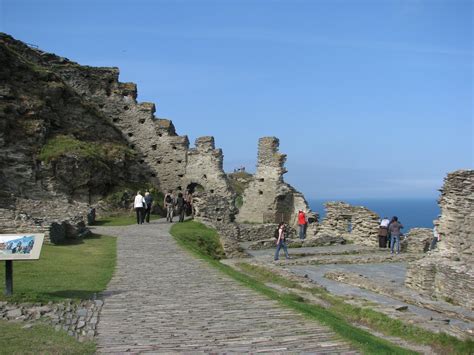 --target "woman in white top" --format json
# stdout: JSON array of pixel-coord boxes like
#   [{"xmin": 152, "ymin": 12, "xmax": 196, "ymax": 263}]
[{"xmin": 134, "ymin": 191, "xmax": 146, "ymax": 224}]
